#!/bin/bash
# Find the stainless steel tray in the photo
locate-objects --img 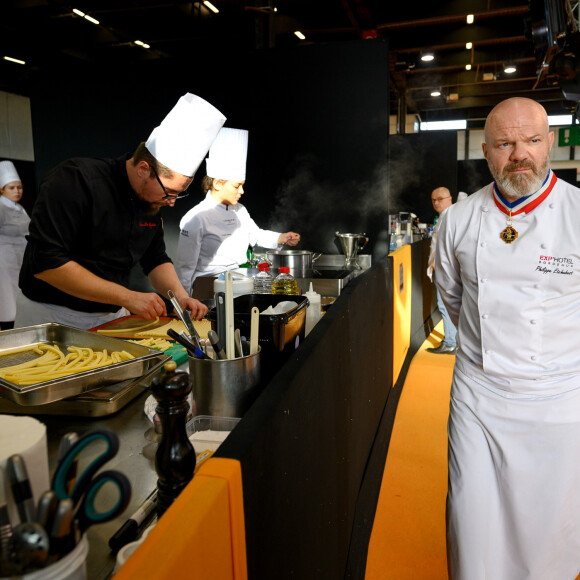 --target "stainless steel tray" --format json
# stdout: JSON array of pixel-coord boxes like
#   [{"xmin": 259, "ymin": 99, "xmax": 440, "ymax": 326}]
[{"xmin": 0, "ymin": 323, "xmax": 170, "ymax": 406}]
